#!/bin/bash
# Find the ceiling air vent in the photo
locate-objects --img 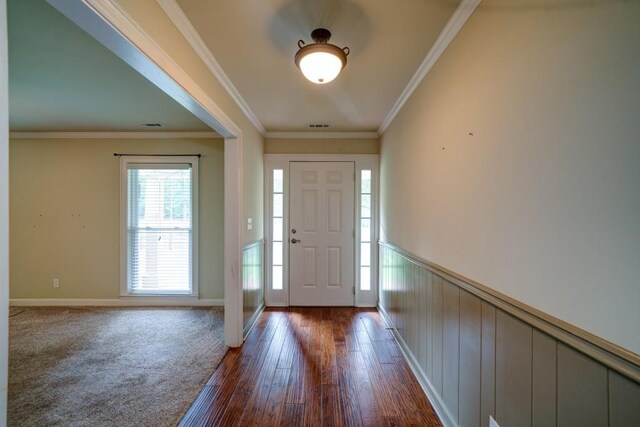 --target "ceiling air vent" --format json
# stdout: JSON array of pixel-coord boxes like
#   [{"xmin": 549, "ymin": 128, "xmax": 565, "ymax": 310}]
[
  {"xmin": 139, "ymin": 123, "xmax": 163, "ymax": 127},
  {"xmin": 309, "ymin": 124, "xmax": 329, "ymax": 128}
]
